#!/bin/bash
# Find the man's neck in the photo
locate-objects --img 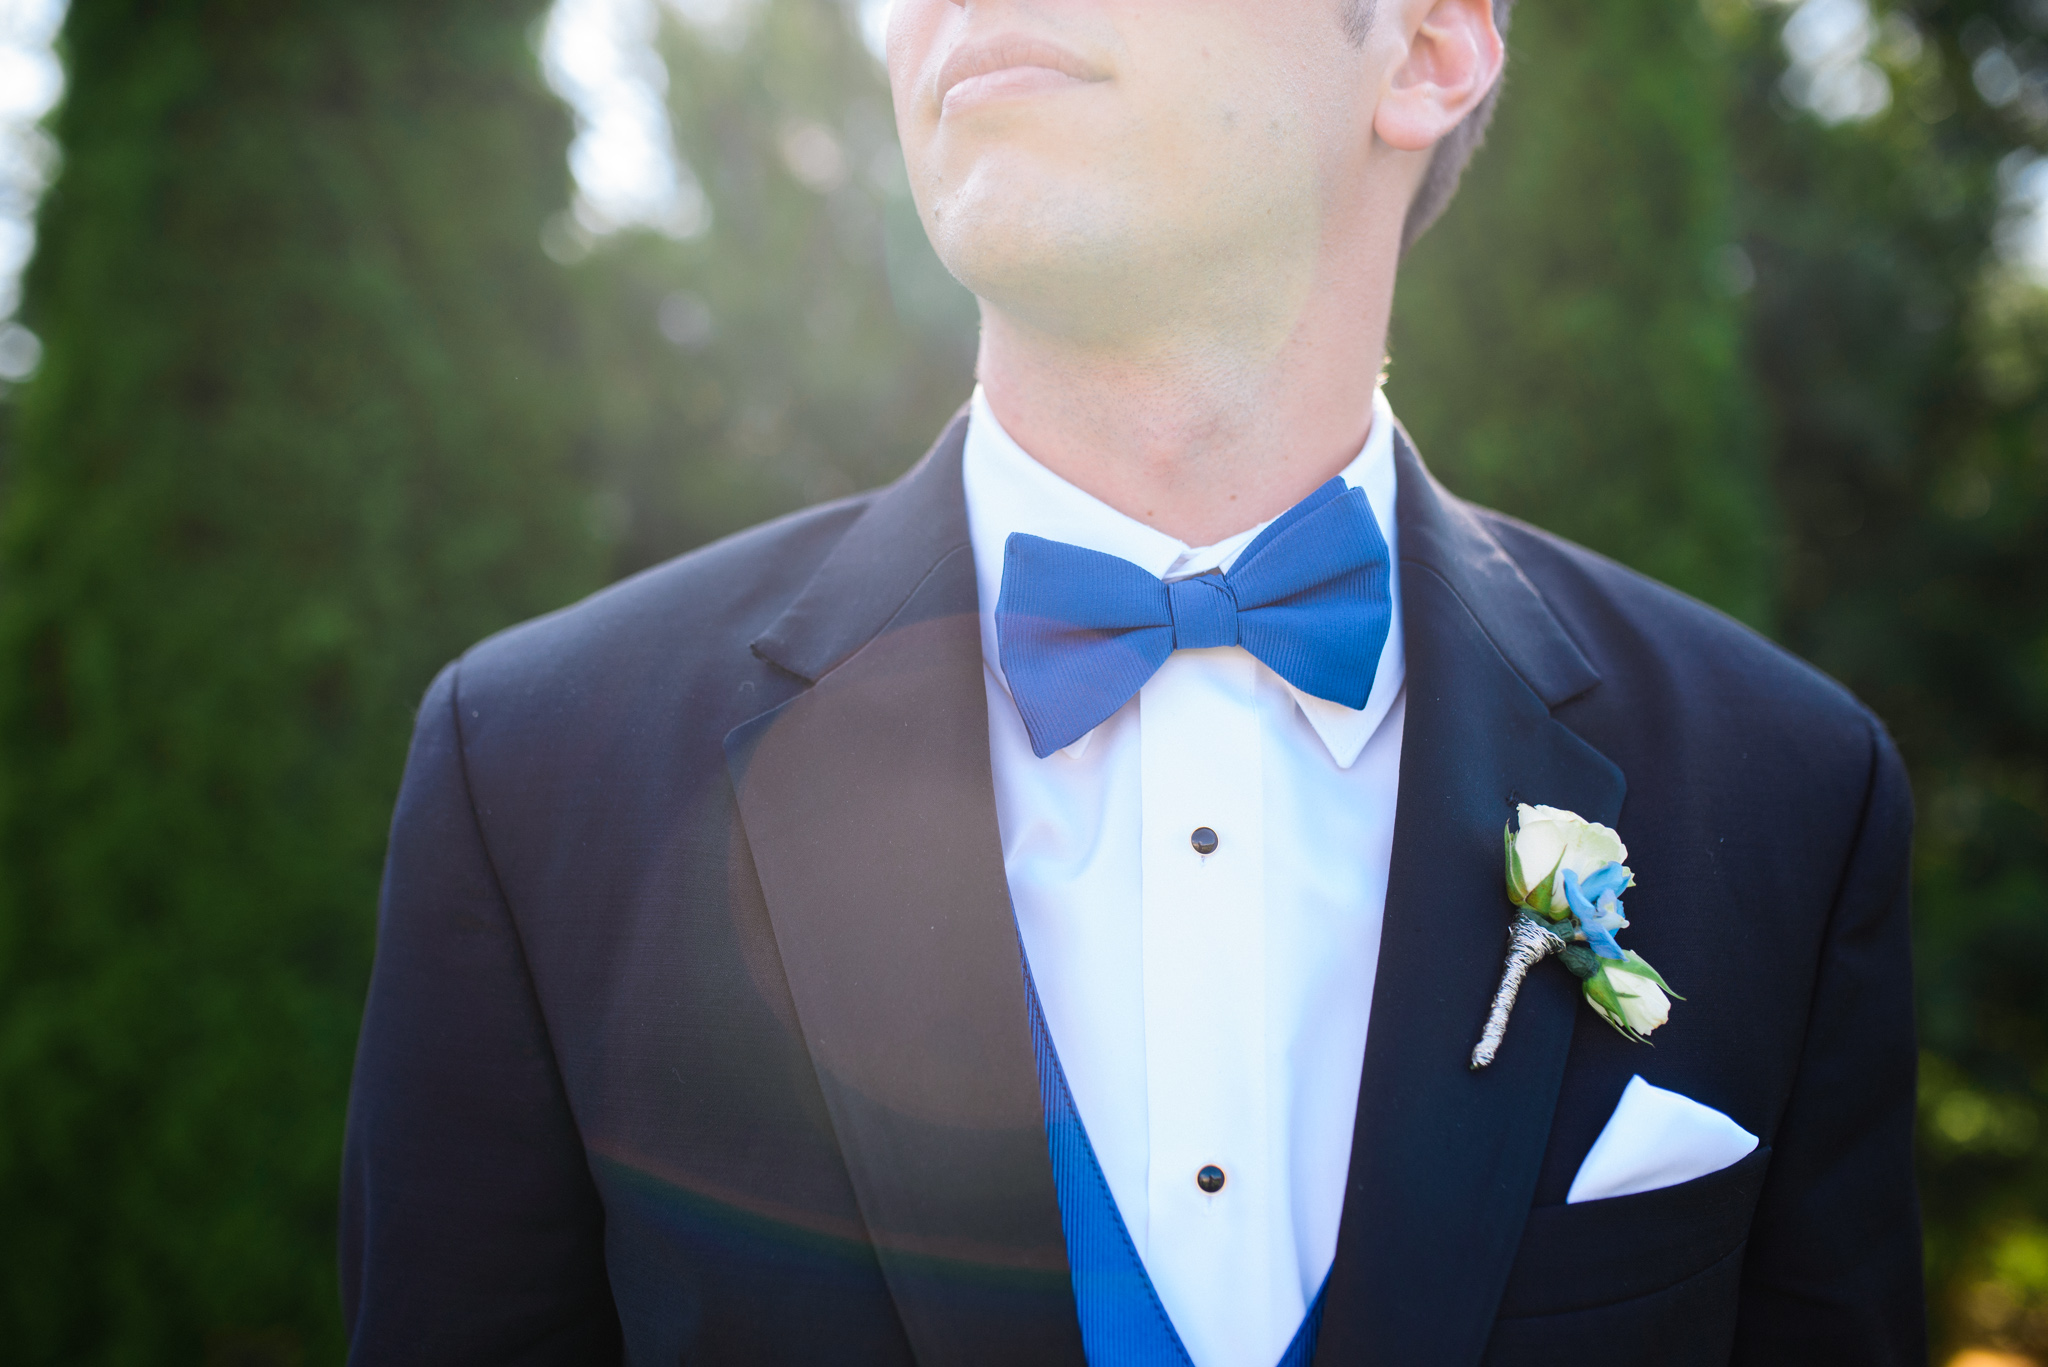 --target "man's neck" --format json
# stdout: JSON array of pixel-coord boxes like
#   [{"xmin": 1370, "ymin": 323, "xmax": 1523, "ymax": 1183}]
[{"xmin": 973, "ymin": 287, "xmax": 1394, "ymax": 547}]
